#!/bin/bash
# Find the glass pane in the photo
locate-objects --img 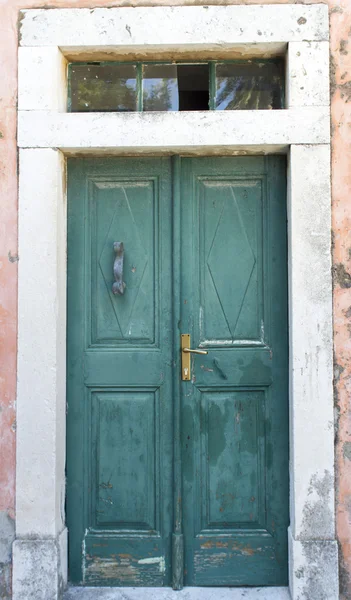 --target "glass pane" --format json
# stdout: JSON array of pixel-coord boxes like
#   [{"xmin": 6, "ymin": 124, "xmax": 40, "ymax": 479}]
[
  {"xmin": 143, "ymin": 65, "xmax": 179, "ymax": 111},
  {"xmin": 69, "ymin": 64, "xmax": 137, "ymax": 112},
  {"xmin": 215, "ymin": 61, "xmax": 284, "ymax": 110}
]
